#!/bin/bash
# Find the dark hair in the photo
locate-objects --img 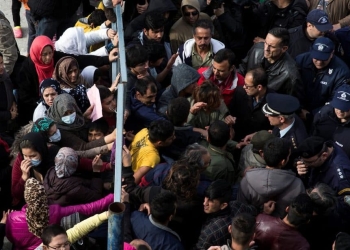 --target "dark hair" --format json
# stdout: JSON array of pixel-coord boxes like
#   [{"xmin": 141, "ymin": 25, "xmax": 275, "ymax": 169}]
[
  {"xmin": 0, "ymin": 52, "xmax": 3, "ymax": 58},
  {"xmin": 41, "ymin": 224, "xmax": 67, "ymax": 245},
  {"xmin": 135, "ymin": 76, "xmax": 157, "ymax": 96},
  {"xmin": 308, "ymin": 182, "xmax": 337, "ymax": 216},
  {"xmin": 183, "ymin": 144, "xmax": 209, "ymax": 171},
  {"xmin": 150, "ymin": 192, "xmax": 177, "ymax": 224},
  {"xmin": 163, "ymin": 158, "xmax": 201, "ymax": 200},
  {"xmin": 268, "ymin": 27, "xmax": 290, "ymax": 47},
  {"xmin": 193, "ymin": 19, "xmax": 214, "ymax": 36},
  {"xmin": 247, "ymin": 67, "xmax": 268, "ymax": 87},
  {"xmin": 97, "ymin": 85, "xmax": 112, "ymax": 100},
  {"xmin": 205, "ymin": 179, "xmax": 232, "ymax": 204},
  {"xmin": 144, "ymin": 11, "xmax": 165, "ymax": 31},
  {"xmin": 87, "ymin": 9, "xmax": 107, "ymax": 26},
  {"xmin": 148, "ymin": 120, "xmax": 174, "ymax": 143},
  {"xmin": 208, "ymin": 120, "xmax": 230, "ymax": 147},
  {"xmin": 167, "ymin": 97, "xmax": 190, "ymax": 126},
  {"xmin": 287, "ymin": 194, "xmax": 313, "ymax": 227},
  {"xmin": 88, "ymin": 118, "xmax": 109, "ymax": 135},
  {"xmin": 193, "ymin": 80, "xmax": 221, "ymax": 112},
  {"xmin": 231, "ymin": 213, "xmax": 256, "ymax": 246},
  {"xmin": 93, "ymin": 68, "xmax": 102, "ymax": 84},
  {"xmin": 214, "ymin": 49, "xmax": 236, "ymax": 67},
  {"xmin": 126, "ymin": 45, "xmax": 148, "ymax": 68},
  {"xmin": 263, "ymin": 138, "xmax": 291, "ymax": 168},
  {"xmin": 145, "ymin": 41, "xmax": 166, "ymax": 63}
]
